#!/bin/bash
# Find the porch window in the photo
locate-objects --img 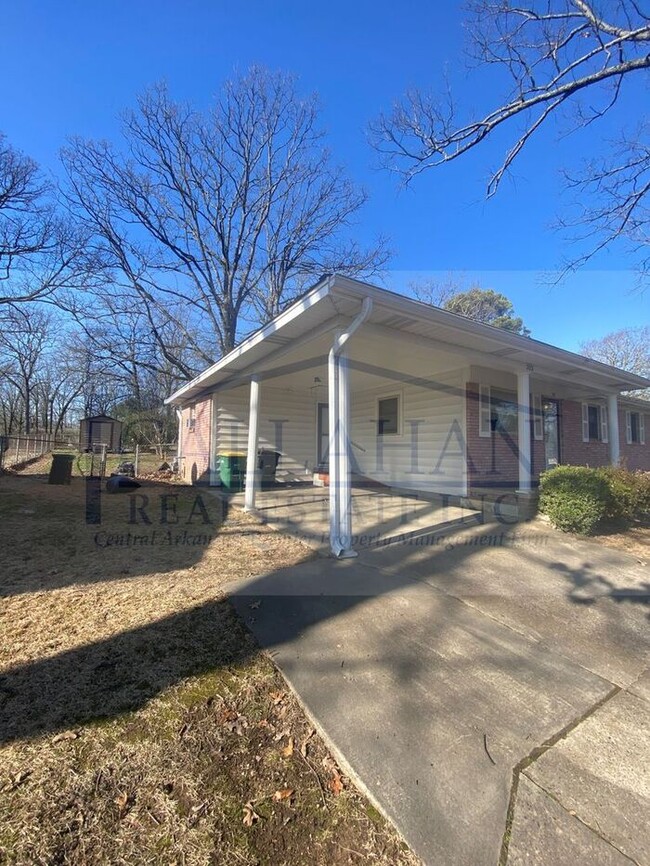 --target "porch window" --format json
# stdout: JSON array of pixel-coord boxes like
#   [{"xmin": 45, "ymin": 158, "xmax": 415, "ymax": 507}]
[
  {"xmin": 626, "ymin": 410, "xmax": 645, "ymax": 444},
  {"xmin": 377, "ymin": 395, "xmax": 400, "ymax": 436},
  {"xmin": 532, "ymin": 393, "xmax": 543, "ymax": 441},
  {"xmin": 491, "ymin": 389, "xmax": 518, "ymax": 435},
  {"xmin": 581, "ymin": 402, "xmax": 608, "ymax": 443},
  {"xmin": 479, "ymin": 385, "xmax": 491, "ymax": 437}
]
